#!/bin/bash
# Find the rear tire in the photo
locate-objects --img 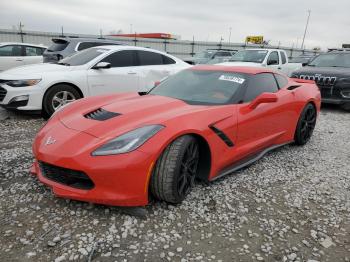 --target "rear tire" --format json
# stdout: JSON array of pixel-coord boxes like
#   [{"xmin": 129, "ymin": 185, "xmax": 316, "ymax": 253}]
[
  {"xmin": 42, "ymin": 84, "xmax": 81, "ymax": 117},
  {"xmin": 294, "ymin": 103, "xmax": 317, "ymax": 145},
  {"xmin": 340, "ymin": 102, "xmax": 350, "ymax": 112},
  {"xmin": 150, "ymin": 135, "xmax": 199, "ymax": 204}
]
